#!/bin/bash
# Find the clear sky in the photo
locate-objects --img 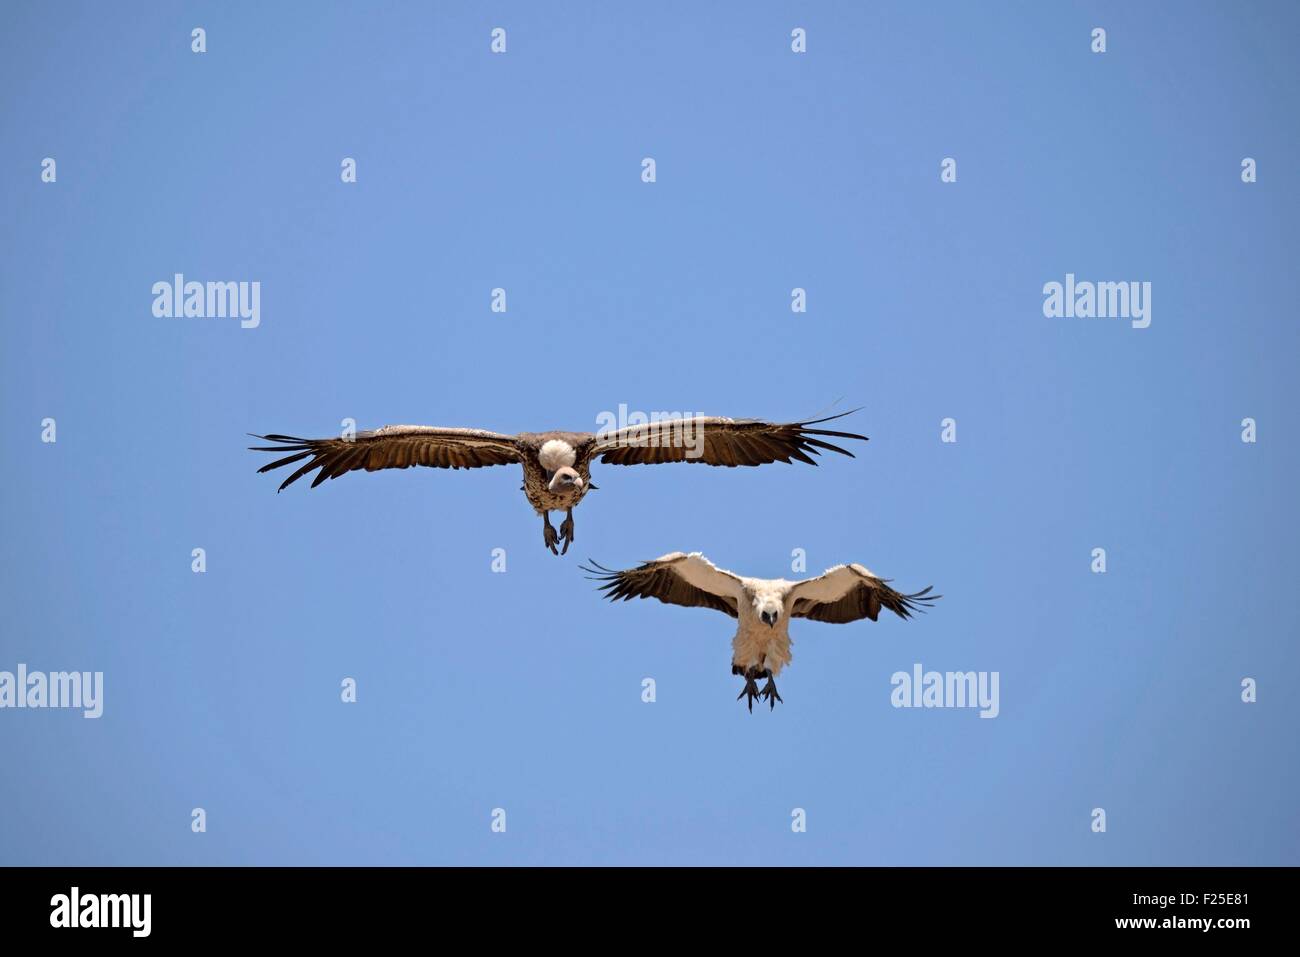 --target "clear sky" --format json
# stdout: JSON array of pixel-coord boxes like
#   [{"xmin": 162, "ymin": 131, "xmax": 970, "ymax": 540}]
[{"xmin": 2, "ymin": 1, "xmax": 1297, "ymax": 865}]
